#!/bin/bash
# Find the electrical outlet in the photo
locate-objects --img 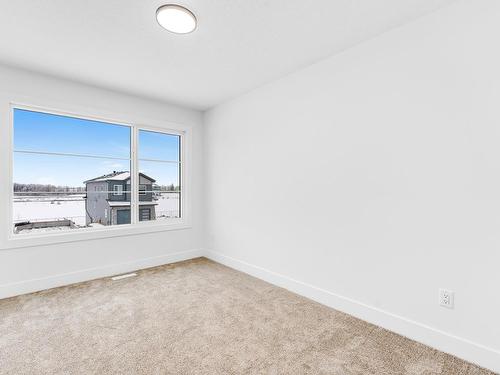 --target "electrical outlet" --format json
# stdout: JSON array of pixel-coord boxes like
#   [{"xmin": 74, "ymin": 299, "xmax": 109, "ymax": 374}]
[{"xmin": 439, "ymin": 289, "xmax": 454, "ymax": 309}]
